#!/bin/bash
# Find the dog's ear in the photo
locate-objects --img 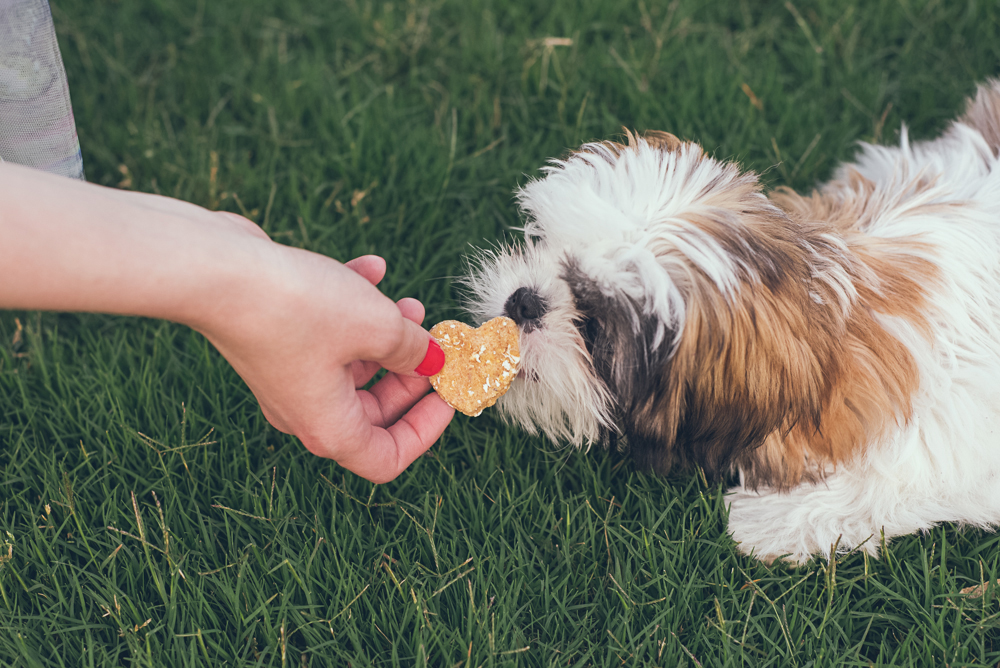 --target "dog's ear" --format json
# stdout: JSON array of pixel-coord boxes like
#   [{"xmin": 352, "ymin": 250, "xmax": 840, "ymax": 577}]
[
  {"xmin": 557, "ymin": 240, "xmax": 797, "ymax": 480},
  {"xmin": 622, "ymin": 288, "xmax": 813, "ymax": 481},
  {"xmin": 560, "ymin": 257, "xmax": 672, "ymax": 441}
]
